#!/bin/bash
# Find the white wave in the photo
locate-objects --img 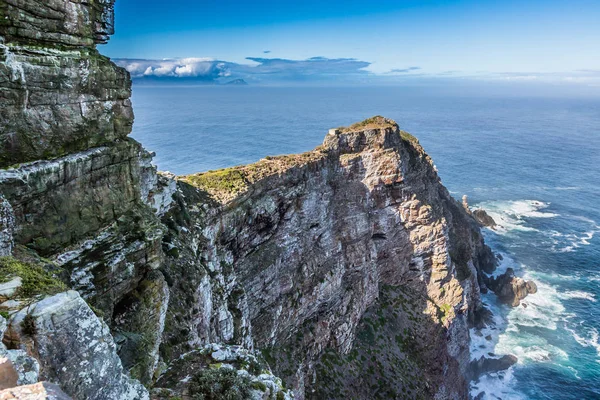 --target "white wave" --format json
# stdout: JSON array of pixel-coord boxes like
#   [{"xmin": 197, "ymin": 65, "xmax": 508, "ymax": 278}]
[
  {"xmin": 558, "ymin": 290, "xmax": 597, "ymax": 302},
  {"xmin": 550, "ymin": 229, "xmax": 598, "ymax": 252},
  {"xmin": 475, "ymin": 199, "xmax": 558, "ymax": 234},
  {"xmin": 567, "ymin": 326, "xmax": 600, "ymax": 358},
  {"xmin": 470, "ymin": 269, "xmax": 571, "ymax": 398},
  {"xmin": 564, "ymin": 365, "xmax": 581, "ymax": 380},
  {"xmin": 553, "ymin": 186, "xmax": 582, "ymax": 191},
  {"xmin": 469, "ymin": 367, "xmax": 527, "ymax": 400}
]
